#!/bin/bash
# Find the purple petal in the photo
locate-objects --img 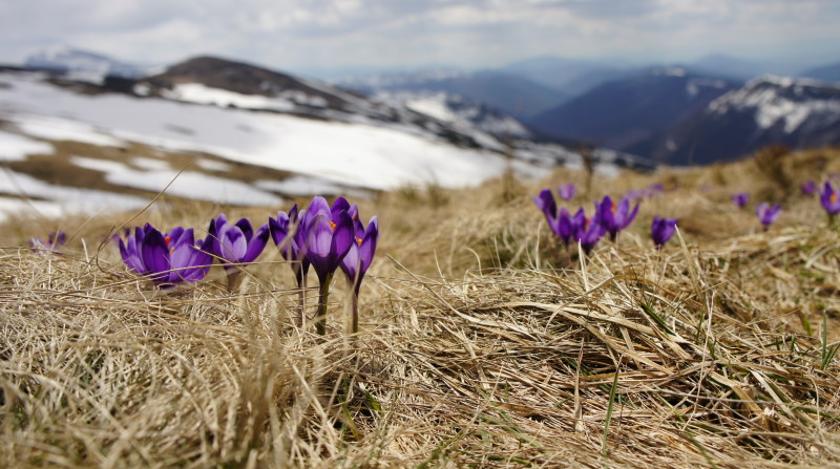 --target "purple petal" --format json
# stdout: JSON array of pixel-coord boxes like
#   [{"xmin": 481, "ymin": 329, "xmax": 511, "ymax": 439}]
[
  {"xmin": 141, "ymin": 228, "xmax": 170, "ymax": 277},
  {"xmin": 220, "ymin": 225, "xmax": 248, "ymax": 261},
  {"xmin": 242, "ymin": 223, "xmax": 269, "ymax": 263},
  {"xmin": 235, "ymin": 218, "xmax": 254, "ymax": 242},
  {"xmin": 269, "ymin": 212, "xmax": 290, "ymax": 247},
  {"xmin": 330, "ymin": 210, "xmax": 354, "ymax": 263}
]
